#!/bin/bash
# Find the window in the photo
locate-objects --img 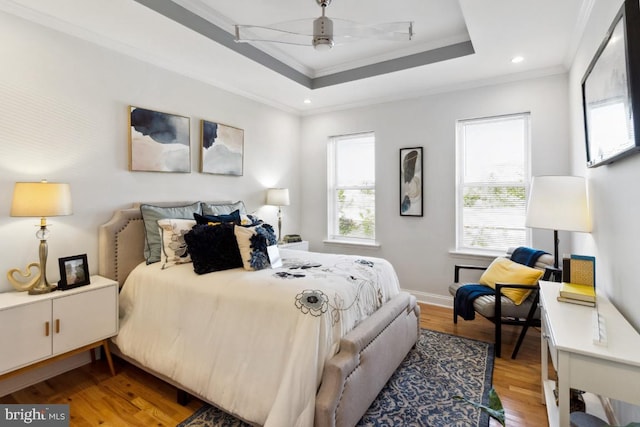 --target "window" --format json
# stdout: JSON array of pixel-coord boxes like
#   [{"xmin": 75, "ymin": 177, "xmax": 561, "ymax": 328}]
[
  {"xmin": 327, "ymin": 132, "xmax": 375, "ymax": 243},
  {"xmin": 456, "ymin": 113, "xmax": 531, "ymax": 253}
]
